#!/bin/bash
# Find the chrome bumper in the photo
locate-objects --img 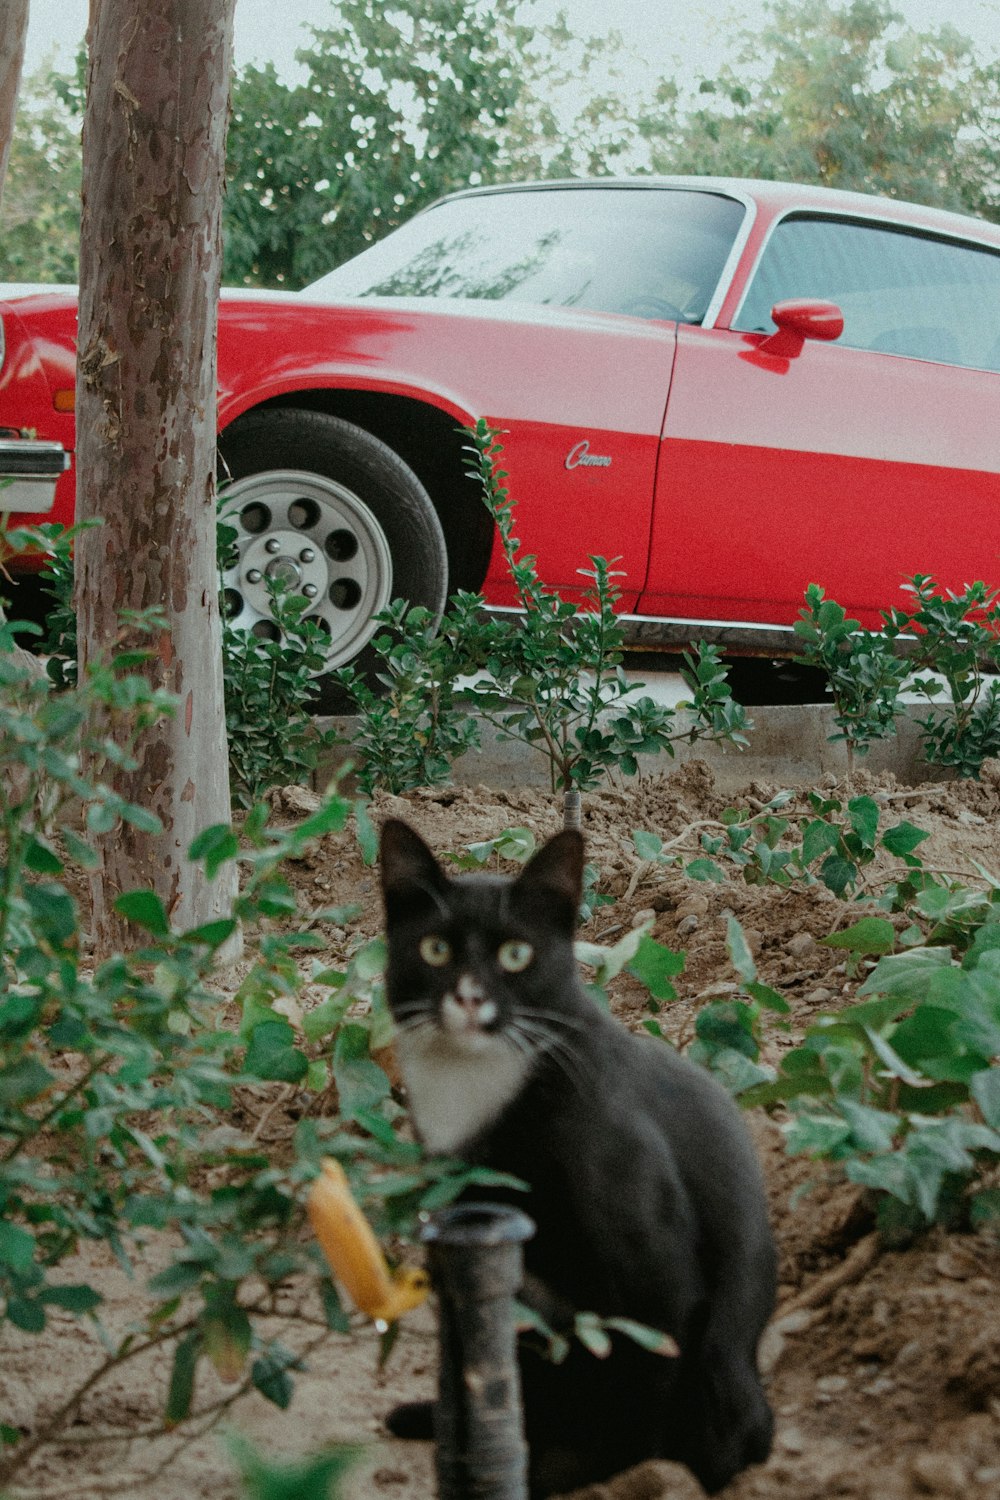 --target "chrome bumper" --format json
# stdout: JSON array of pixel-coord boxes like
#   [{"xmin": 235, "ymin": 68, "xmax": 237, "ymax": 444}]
[{"xmin": 0, "ymin": 437, "xmax": 70, "ymax": 513}]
